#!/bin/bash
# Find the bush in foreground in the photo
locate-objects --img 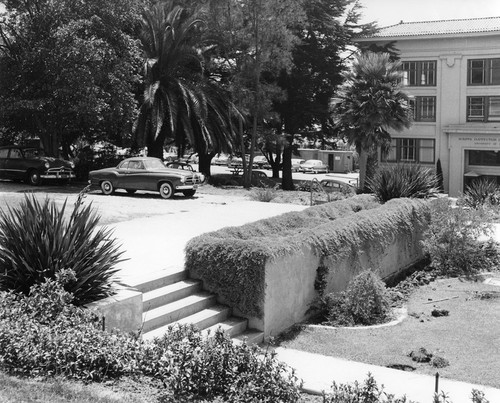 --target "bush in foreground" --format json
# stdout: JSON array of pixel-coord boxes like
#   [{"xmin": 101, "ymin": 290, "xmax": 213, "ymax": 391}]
[
  {"xmin": 0, "ymin": 272, "xmax": 140, "ymax": 381},
  {"xmin": 141, "ymin": 324, "xmax": 302, "ymax": 402},
  {"xmin": 0, "ymin": 194, "xmax": 124, "ymax": 305},
  {"xmin": 0, "ymin": 277, "xmax": 301, "ymax": 401},
  {"xmin": 367, "ymin": 163, "xmax": 439, "ymax": 202}
]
